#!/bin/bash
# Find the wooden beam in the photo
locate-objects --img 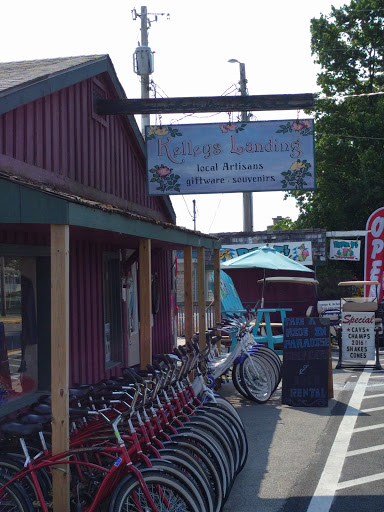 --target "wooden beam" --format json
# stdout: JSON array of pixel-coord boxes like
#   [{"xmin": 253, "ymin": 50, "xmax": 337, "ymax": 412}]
[
  {"xmin": 139, "ymin": 238, "xmax": 152, "ymax": 368},
  {"xmin": 50, "ymin": 224, "xmax": 70, "ymax": 512},
  {"xmin": 197, "ymin": 248, "xmax": 206, "ymax": 349},
  {"xmin": 97, "ymin": 93, "xmax": 315, "ymax": 116},
  {"xmin": 213, "ymin": 249, "xmax": 221, "ymax": 351},
  {"xmin": 184, "ymin": 246, "xmax": 194, "ymax": 345}
]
